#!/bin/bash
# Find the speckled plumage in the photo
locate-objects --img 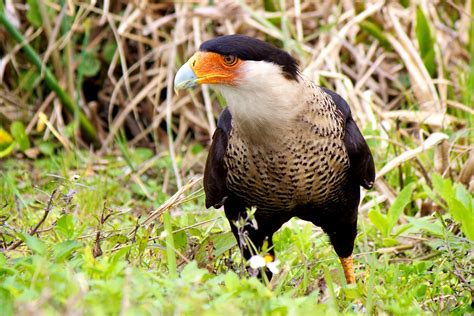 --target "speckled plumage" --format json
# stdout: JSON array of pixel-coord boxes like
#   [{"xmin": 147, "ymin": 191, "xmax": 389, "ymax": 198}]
[
  {"xmin": 188, "ymin": 35, "xmax": 376, "ymax": 282},
  {"xmin": 203, "ymin": 72, "xmax": 375, "ymax": 263},
  {"xmin": 225, "ymin": 80, "xmax": 349, "ymax": 212}
]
